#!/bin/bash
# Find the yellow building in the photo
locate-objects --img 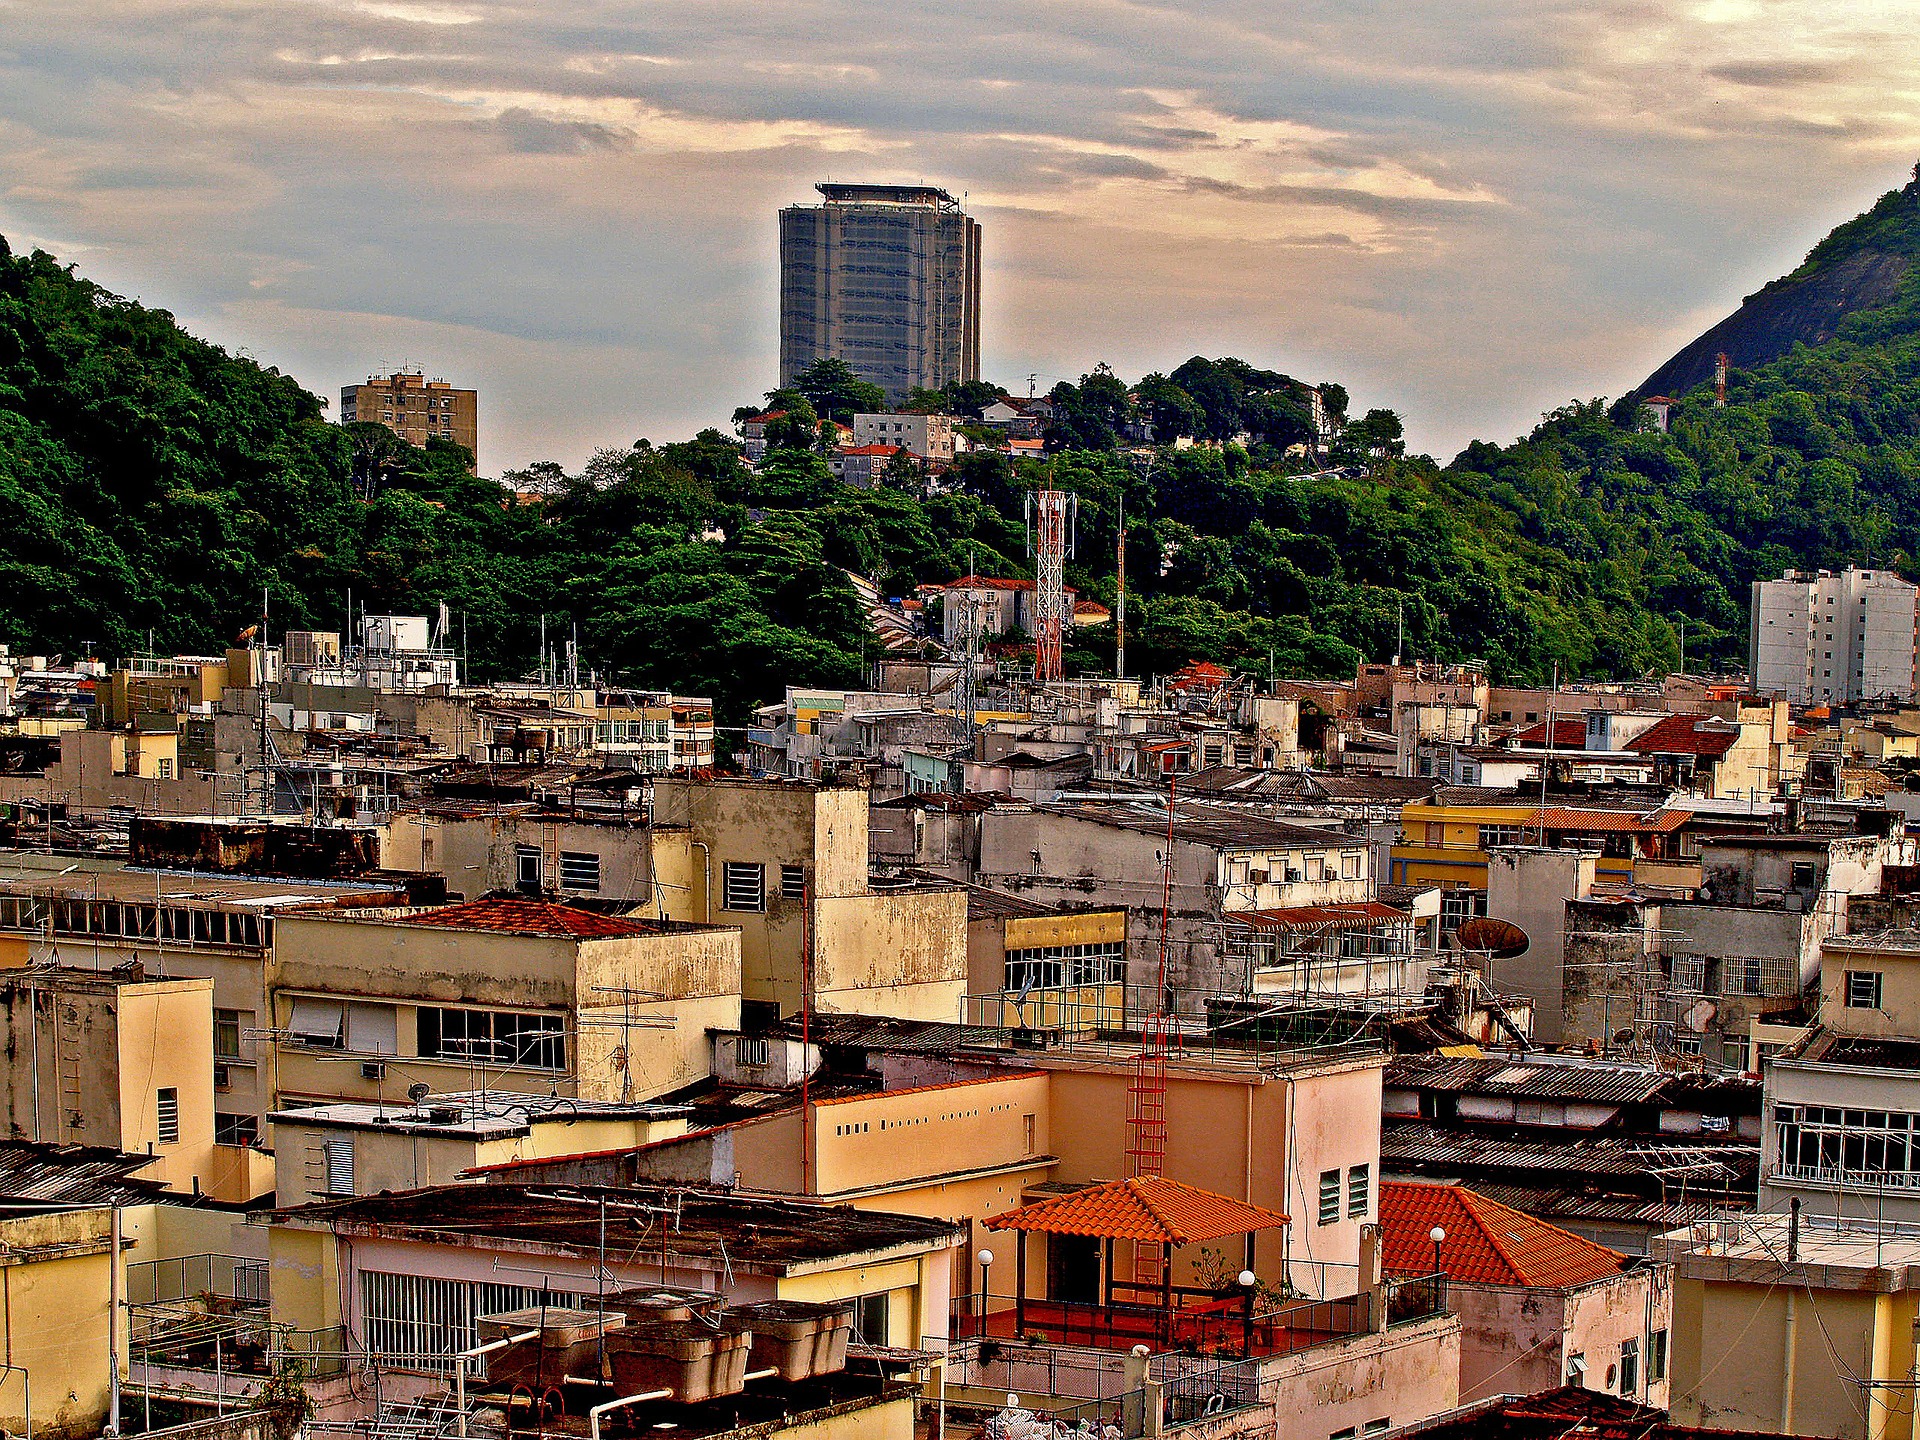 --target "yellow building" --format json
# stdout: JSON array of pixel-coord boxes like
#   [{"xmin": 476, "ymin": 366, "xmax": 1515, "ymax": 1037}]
[
  {"xmin": 340, "ymin": 370, "xmax": 478, "ymax": 467},
  {"xmin": 0, "ymin": 1205, "xmax": 126, "ymax": 1439},
  {"xmin": 1657, "ymin": 1212, "xmax": 1920, "ymax": 1440},
  {"xmin": 269, "ymin": 896, "xmax": 741, "ymax": 1109},
  {"xmin": 0, "ymin": 967, "xmax": 269, "ymax": 1202},
  {"xmin": 1389, "ymin": 790, "xmax": 1698, "ymax": 907},
  {"xmin": 650, "ymin": 776, "xmax": 966, "ymax": 1021},
  {"xmin": 269, "ymin": 1089, "xmax": 691, "ymax": 1203},
  {"xmin": 961, "ymin": 888, "xmax": 1129, "ymax": 1028}
]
